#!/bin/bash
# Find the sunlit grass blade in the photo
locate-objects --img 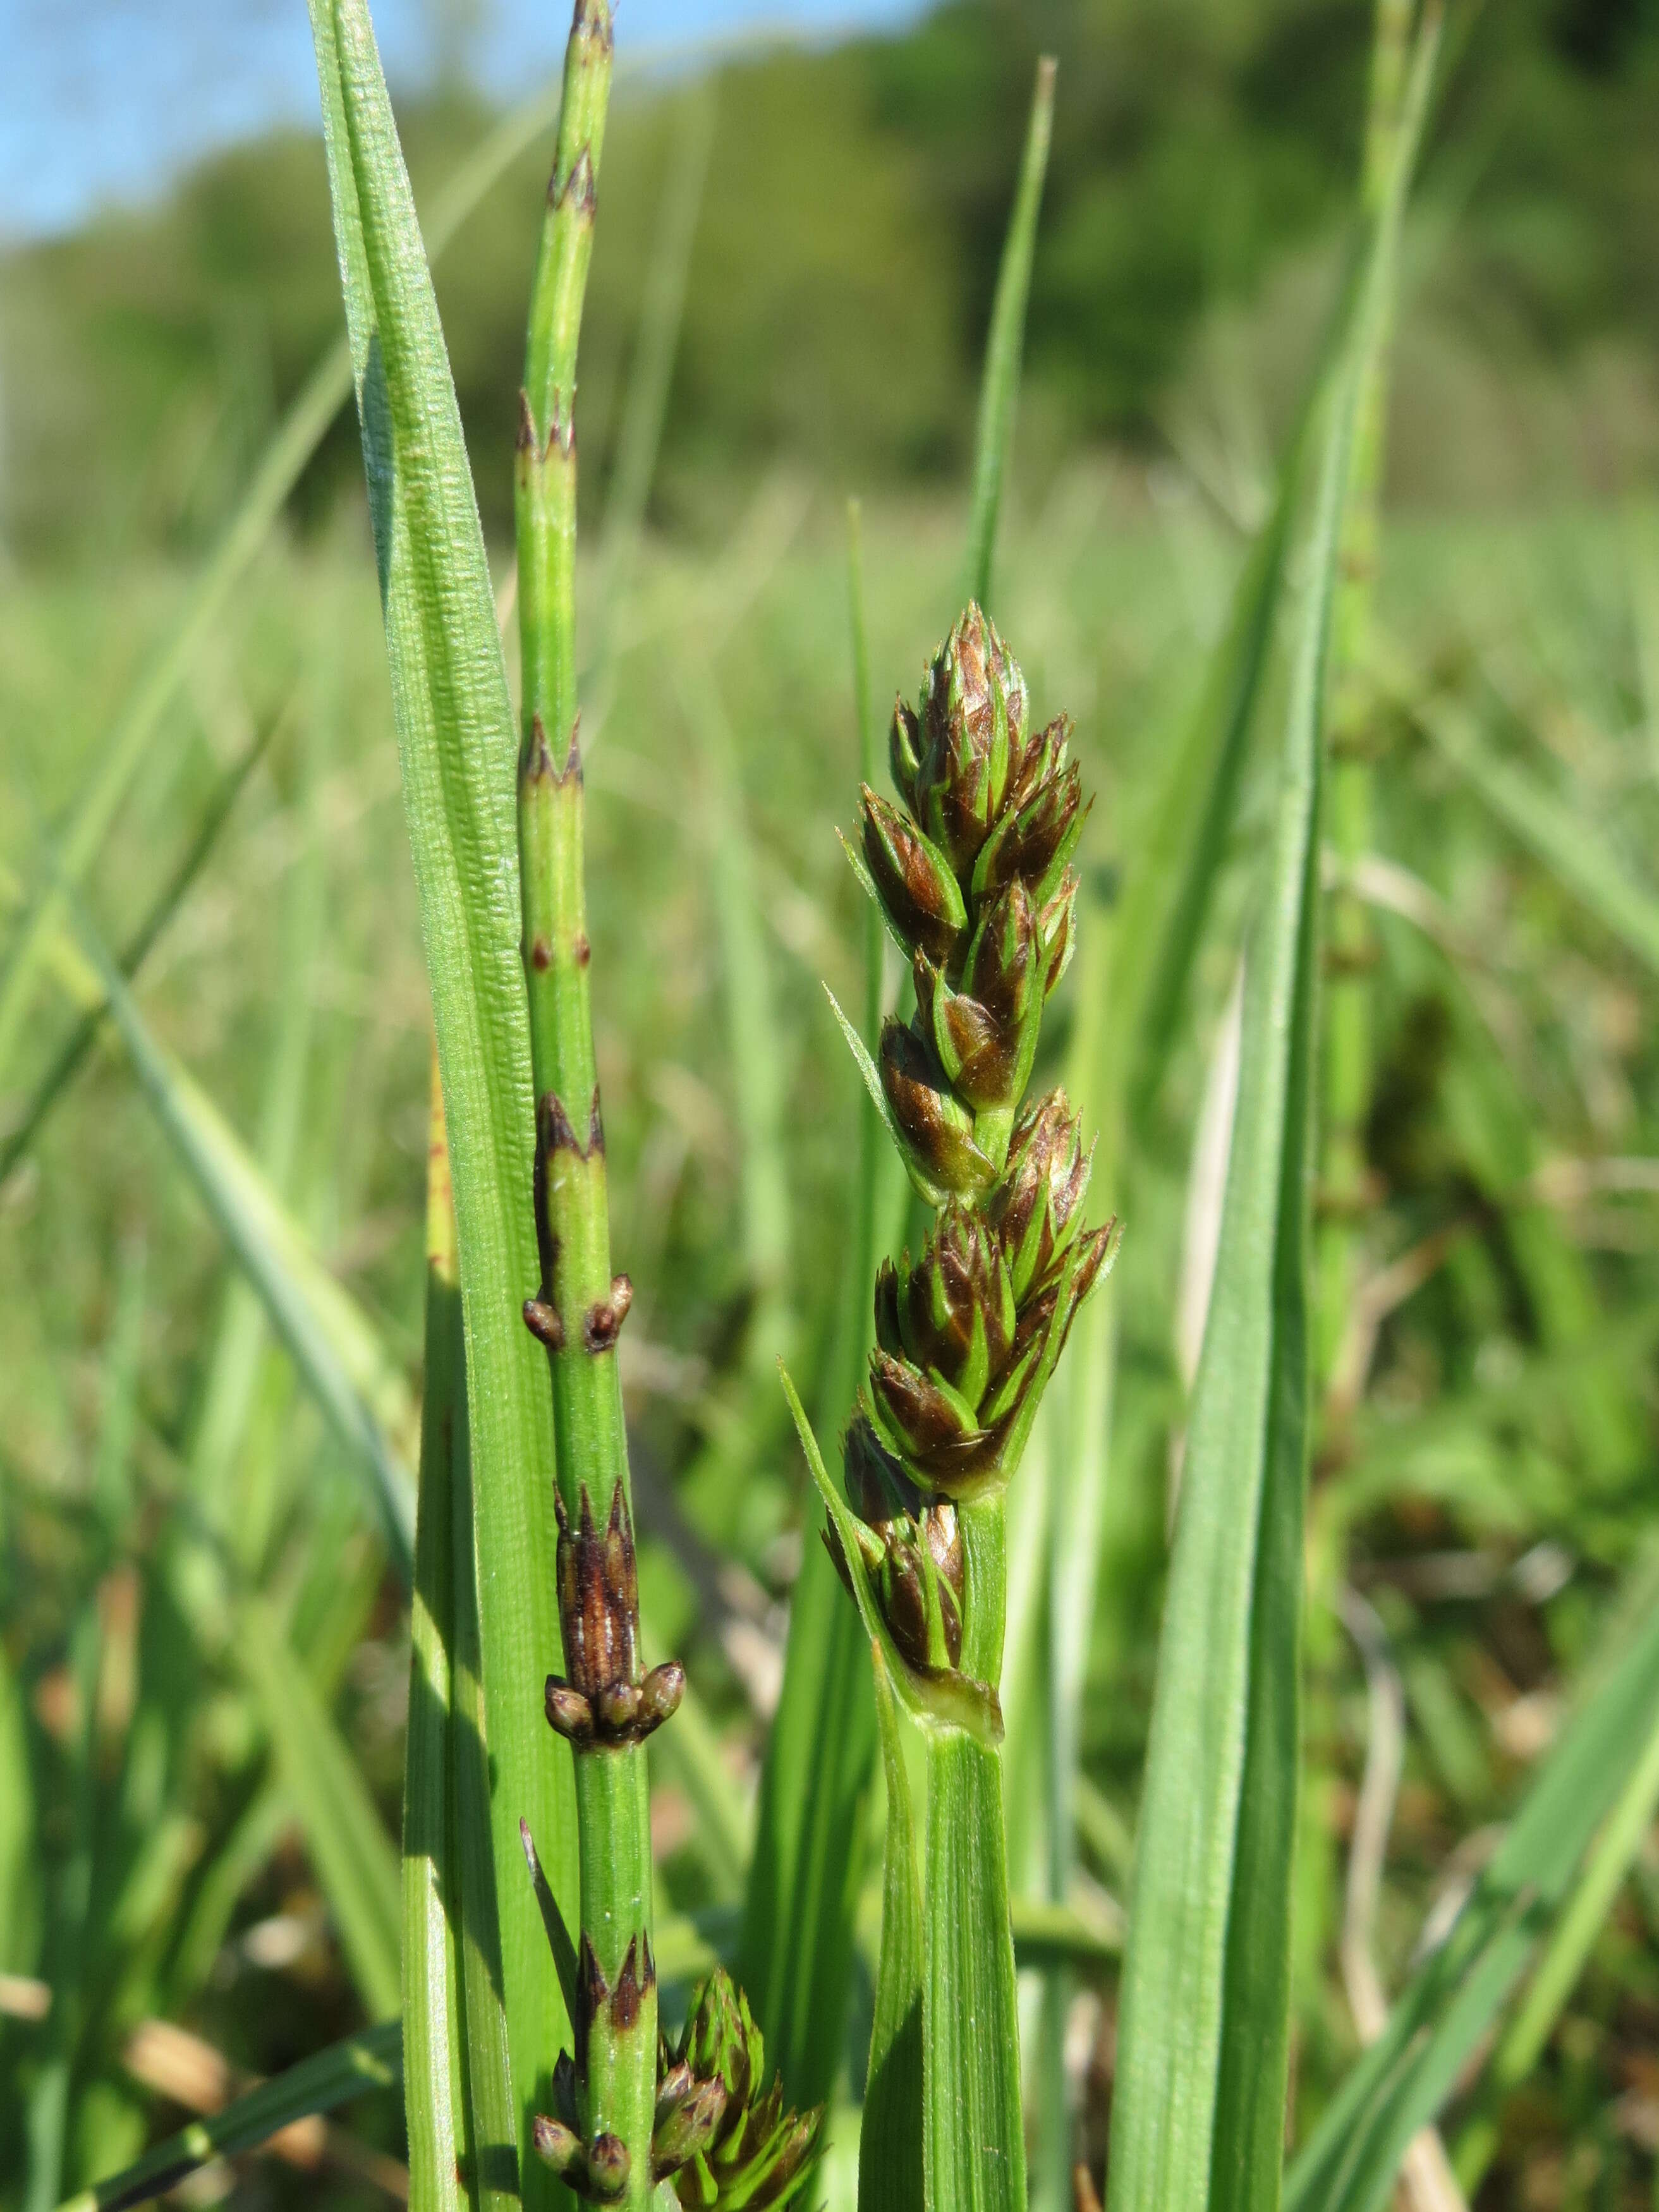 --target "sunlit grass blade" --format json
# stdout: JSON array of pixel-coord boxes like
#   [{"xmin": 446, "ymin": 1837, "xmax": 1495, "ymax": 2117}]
[
  {"xmin": 0, "ymin": 714, "xmax": 271, "ymax": 1193},
  {"xmin": 63, "ymin": 894, "xmax": 418, "ymax": 1576},
  {"xmin": 860, "ymin": 1644, "xmax": 923, "ymax": 2212},
  {"xmin": 1284, "ymin": 1562, "xmax": 1659, "ymax": 2212},
  {"xmin": 964, "ymin": 55, "xmax": 1055, "ymax": 612},
  {"xmin": 48, "ymin": 2022, "xmax": 402, "ymax": 2212},
  {"xmin": 1404, "ymin": 676, "xmax": 1659, "ymax": 977},
  {"xmin": 238, "ymin": 1595, "xmax": 401, "ymax": 2019},
  {"xmin": 1104, "ymin": 27, "xmax": 1442, "ymax": 2202},
  {"xmin": 403, "ymin": 1059, "xmax": 470, "ymax": 2211},
  {"xmin": 308, "ymin": 0, "xmax": 572, "ymax": 2177}
]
